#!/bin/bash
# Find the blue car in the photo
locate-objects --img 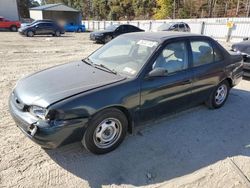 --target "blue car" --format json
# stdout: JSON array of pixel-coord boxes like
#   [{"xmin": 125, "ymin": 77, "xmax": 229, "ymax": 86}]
[{"xmin": 64, "ymin": 23, "xmax": 86, "ymax": 32}]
